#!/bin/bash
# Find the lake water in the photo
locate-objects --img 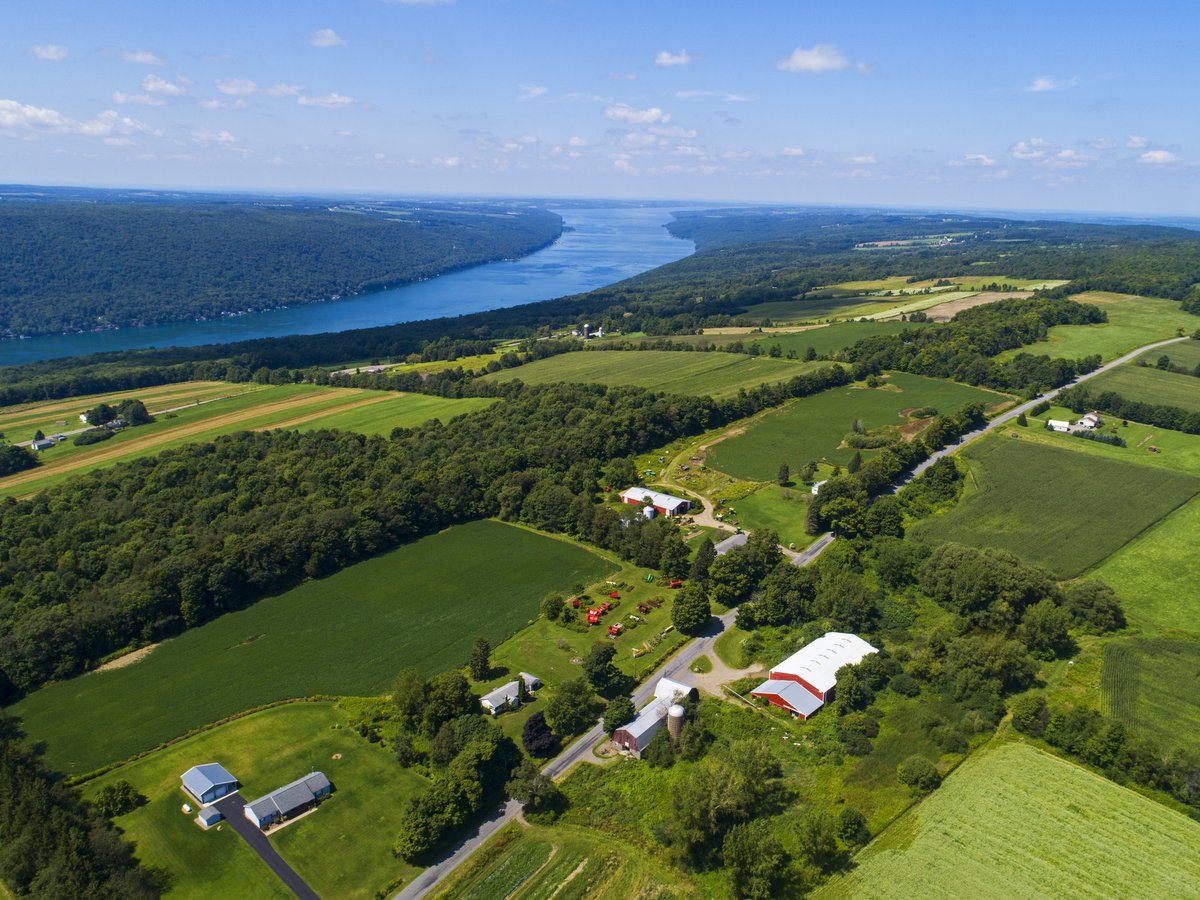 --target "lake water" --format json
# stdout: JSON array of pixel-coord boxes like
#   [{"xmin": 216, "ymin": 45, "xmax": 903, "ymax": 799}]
[{"xmin": 1, "ymin": 206, "xmax": 694, "ymax": 366}]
